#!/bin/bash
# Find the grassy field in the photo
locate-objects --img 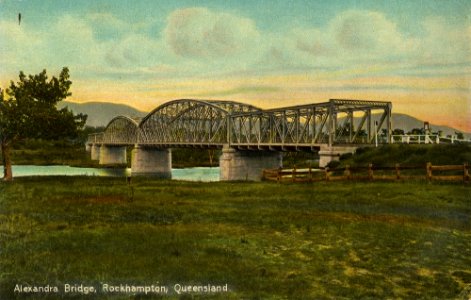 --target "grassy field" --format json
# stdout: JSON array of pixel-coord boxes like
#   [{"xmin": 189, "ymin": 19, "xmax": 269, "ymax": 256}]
[{"xmin": 0, "ymin": 177, "xmax": 470, "ymax": 299}]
